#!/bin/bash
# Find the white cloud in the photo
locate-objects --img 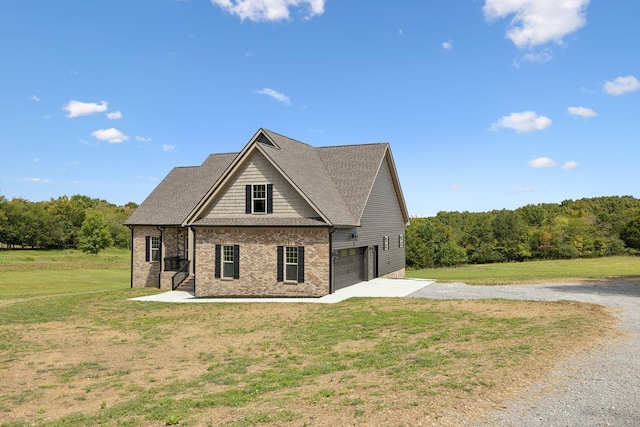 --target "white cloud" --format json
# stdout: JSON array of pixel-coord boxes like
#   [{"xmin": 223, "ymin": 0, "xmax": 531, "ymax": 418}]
[
  {"xmin": 257, "ymin": 88, "xmax": 291, "ymax": 105},
  {"xmin": 603, "ymin": 75, "xmax": 640, "ymax": 96},
  {"xmin": 135, "ymin": 135, "xmax": 152, "ymax": 142},
  {"xmin": 91, "ymin": 128, "xmax": 130, "ymax": 143},
  {"xmin": 211, "ymin": 0, "xmax": 325, "ymax": 22},
  {"xmin": 162, "ymin": 144, "xmax": 175, "ymax": 152},
  {"xmin": 568, "ymin": 106, "xmax": 597, "ymax": 118},
  {"xmin": 517, "ymin": 49, "xmax": 553, "ymax": 65},
  {"xmin": 28, "ymin": 95, "xmax": 41, "ymax": 102},
  {"xmin": 562, "ymin": 160, "xmax": 579, "ymax": 170},
  {"xmin": 442, "ymin": 41, "xmax": 453, "ymax": 50},
  {"xmin": 24, "ymin": 177, "xmax": 50, "ymax": 183},
  {"xmin": 483, "ymin": 0, "xmax": 590, "ymax": 49},
  {"xmin": 106, "ymin": 111, "xmax": 122, "ymax": 120},
  {"xmin": 528, "ymin": 157, "xmax": 556, "ymax": 168},
  {"xmin": 490, "ymin": 111, "xmax": 552, "ymax": 133},
  {"xmin": 63, "ymin": 100, "xmax": 108, "ymax": 118}
]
